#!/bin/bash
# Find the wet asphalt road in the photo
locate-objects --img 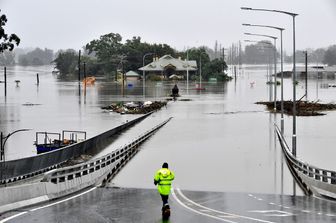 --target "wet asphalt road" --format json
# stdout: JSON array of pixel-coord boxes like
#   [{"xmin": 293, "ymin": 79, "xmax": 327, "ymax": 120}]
[{"xmin": 2, "ymin": 187, "xmax": 336, "ymax": 223}]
